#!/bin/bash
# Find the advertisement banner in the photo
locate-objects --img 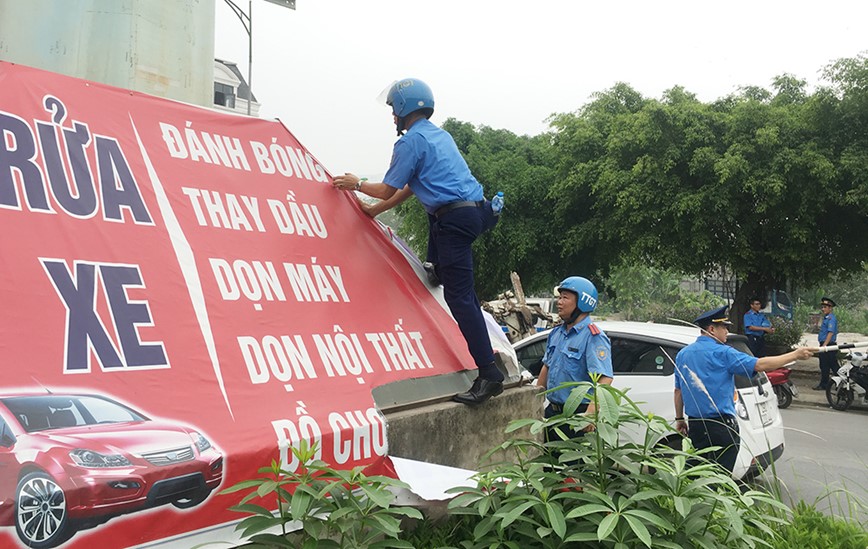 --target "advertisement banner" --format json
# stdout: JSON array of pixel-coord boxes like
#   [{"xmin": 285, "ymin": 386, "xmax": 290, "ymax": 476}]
[{"xmin": 0, "ymin": 61, "xmax": 473, "ymax": 548}]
